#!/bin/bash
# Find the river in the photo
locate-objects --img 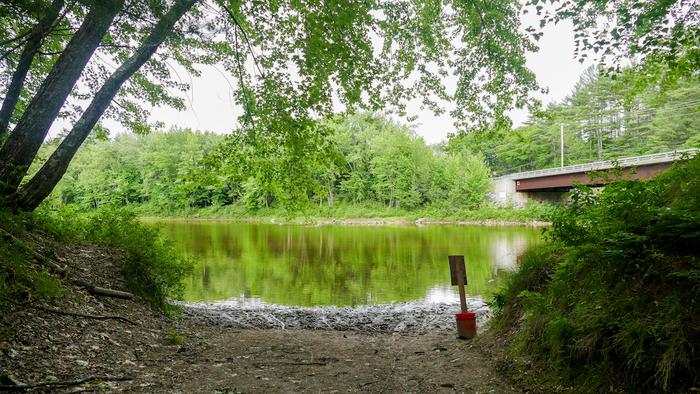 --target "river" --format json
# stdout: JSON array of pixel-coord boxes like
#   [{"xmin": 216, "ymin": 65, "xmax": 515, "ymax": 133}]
[{"xmin": 157, "ymin": 221, "xmax": 541, "ymax": 307}]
